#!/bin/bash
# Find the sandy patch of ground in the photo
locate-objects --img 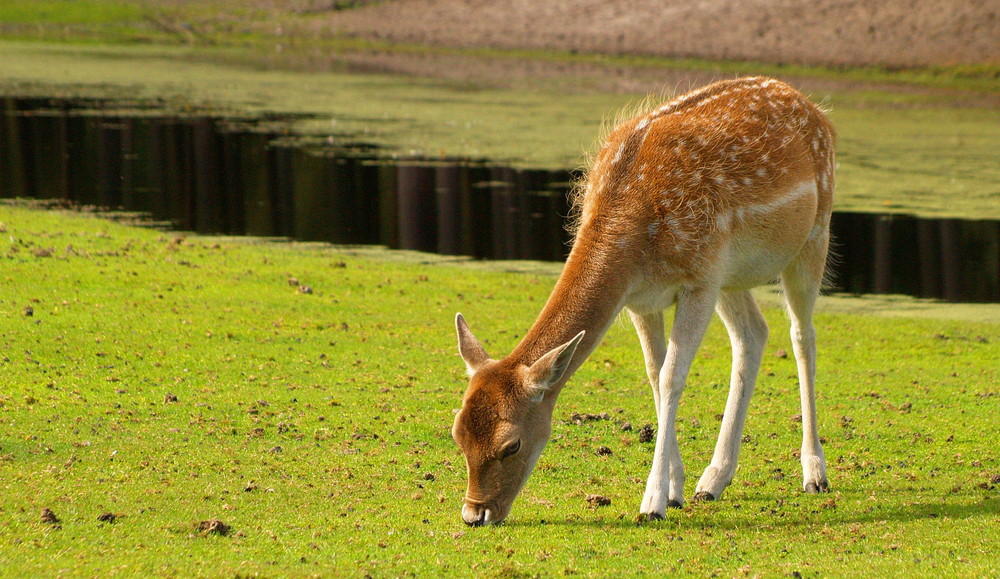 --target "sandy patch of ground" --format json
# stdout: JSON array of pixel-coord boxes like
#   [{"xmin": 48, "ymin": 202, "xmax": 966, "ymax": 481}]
[{"xmin": 307, "ymin": 0, "xmax": 999, "ymax": 68}]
